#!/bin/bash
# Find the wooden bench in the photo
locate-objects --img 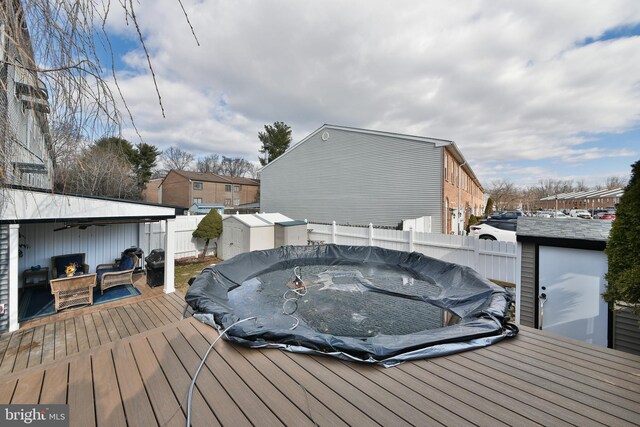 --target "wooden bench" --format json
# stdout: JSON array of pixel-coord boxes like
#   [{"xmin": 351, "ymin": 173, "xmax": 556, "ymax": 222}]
[{"xmin": 49, "ymin": 273, "xmax": 97, "ymax": 311}]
